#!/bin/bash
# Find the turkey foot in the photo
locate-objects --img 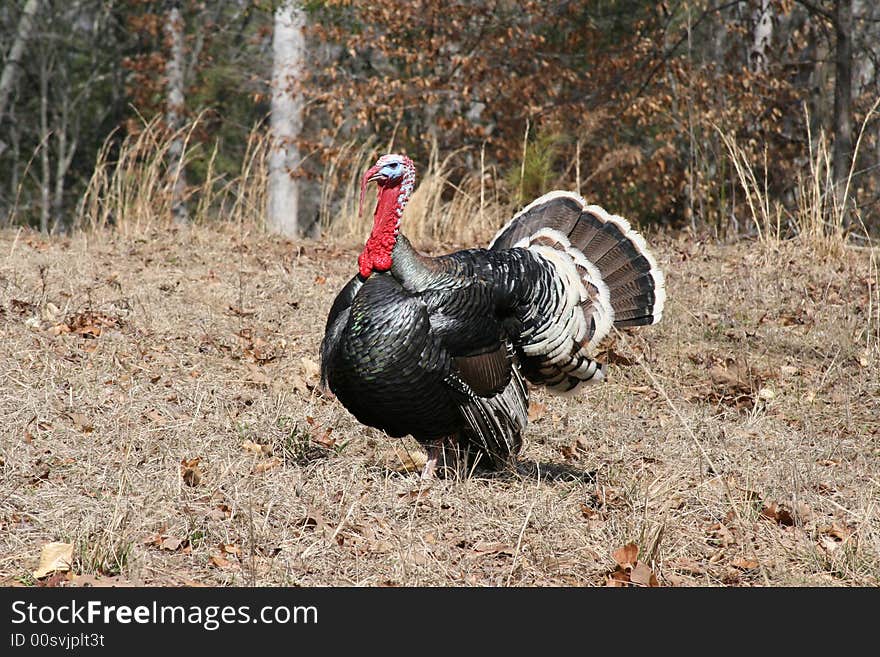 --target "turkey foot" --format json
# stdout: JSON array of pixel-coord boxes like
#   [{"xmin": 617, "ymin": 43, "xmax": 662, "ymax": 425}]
[{"xmin": 421, "ymin": 439, "xmax": 445, "ymax": 480}]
